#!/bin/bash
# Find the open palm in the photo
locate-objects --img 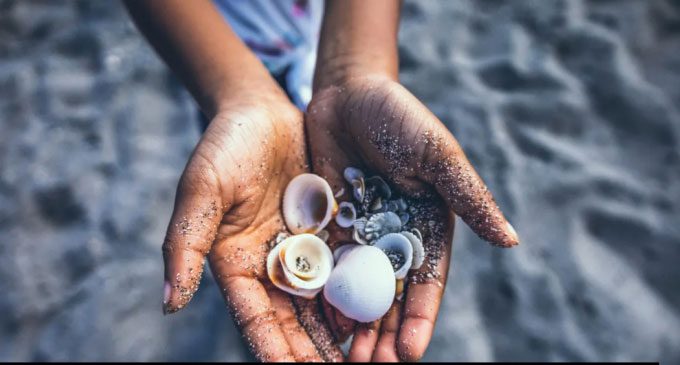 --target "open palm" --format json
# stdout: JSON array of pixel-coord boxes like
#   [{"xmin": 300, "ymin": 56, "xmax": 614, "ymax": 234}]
[
  {"xmin": 161, "ymin": 100, "xmax": 342, "ymax": 362},
  {"xmin": 306, "ymin": 75, "xmax": 519, "ymax": 361}
]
